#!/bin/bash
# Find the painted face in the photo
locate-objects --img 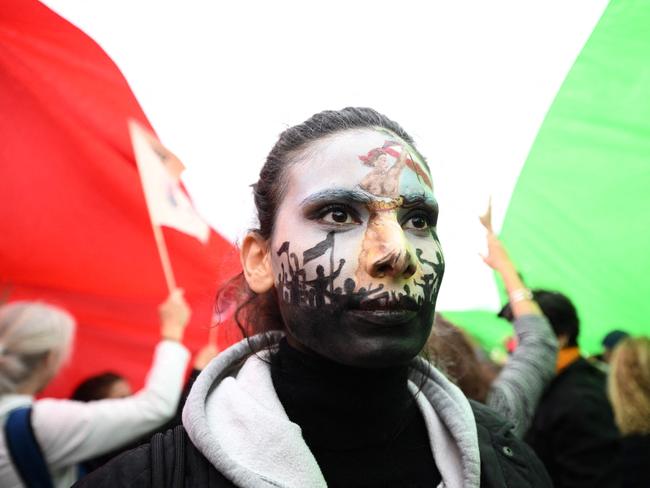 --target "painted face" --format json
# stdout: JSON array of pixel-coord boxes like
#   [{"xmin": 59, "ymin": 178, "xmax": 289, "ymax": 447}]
[{"xmin": 271, "ymin": 129, "xmax": 444, "ymax": 367}]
